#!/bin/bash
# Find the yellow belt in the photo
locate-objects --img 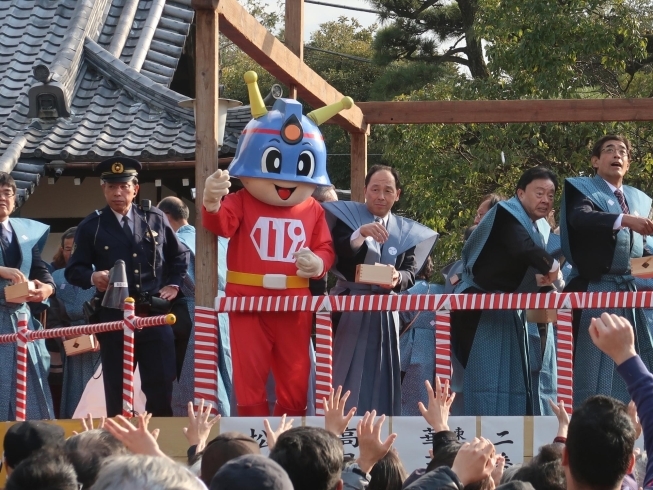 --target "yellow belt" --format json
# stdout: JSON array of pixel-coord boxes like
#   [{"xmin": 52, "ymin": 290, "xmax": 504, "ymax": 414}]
[{"xmin": 226, "ymin": 271, "xmax": 309, "ymax": 290}]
